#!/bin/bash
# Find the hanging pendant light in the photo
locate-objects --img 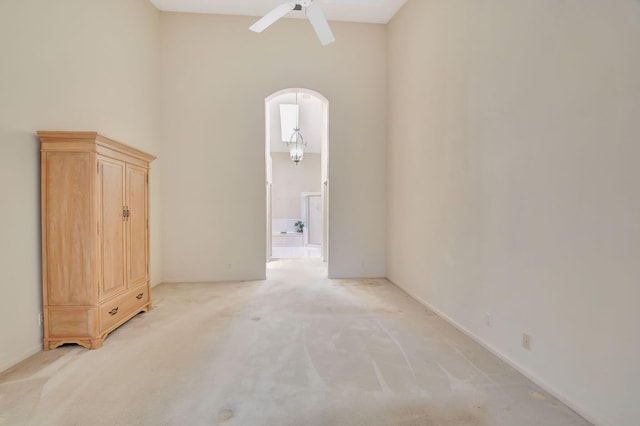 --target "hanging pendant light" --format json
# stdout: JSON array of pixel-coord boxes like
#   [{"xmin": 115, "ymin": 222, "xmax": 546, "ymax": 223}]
[
  {"xmin": 285, "ymin": 92, "xmax": 307, "ymax": 165},
  {"xmin": 289, "ymin": 127, "xmax": 305, "ymax": 165}
]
